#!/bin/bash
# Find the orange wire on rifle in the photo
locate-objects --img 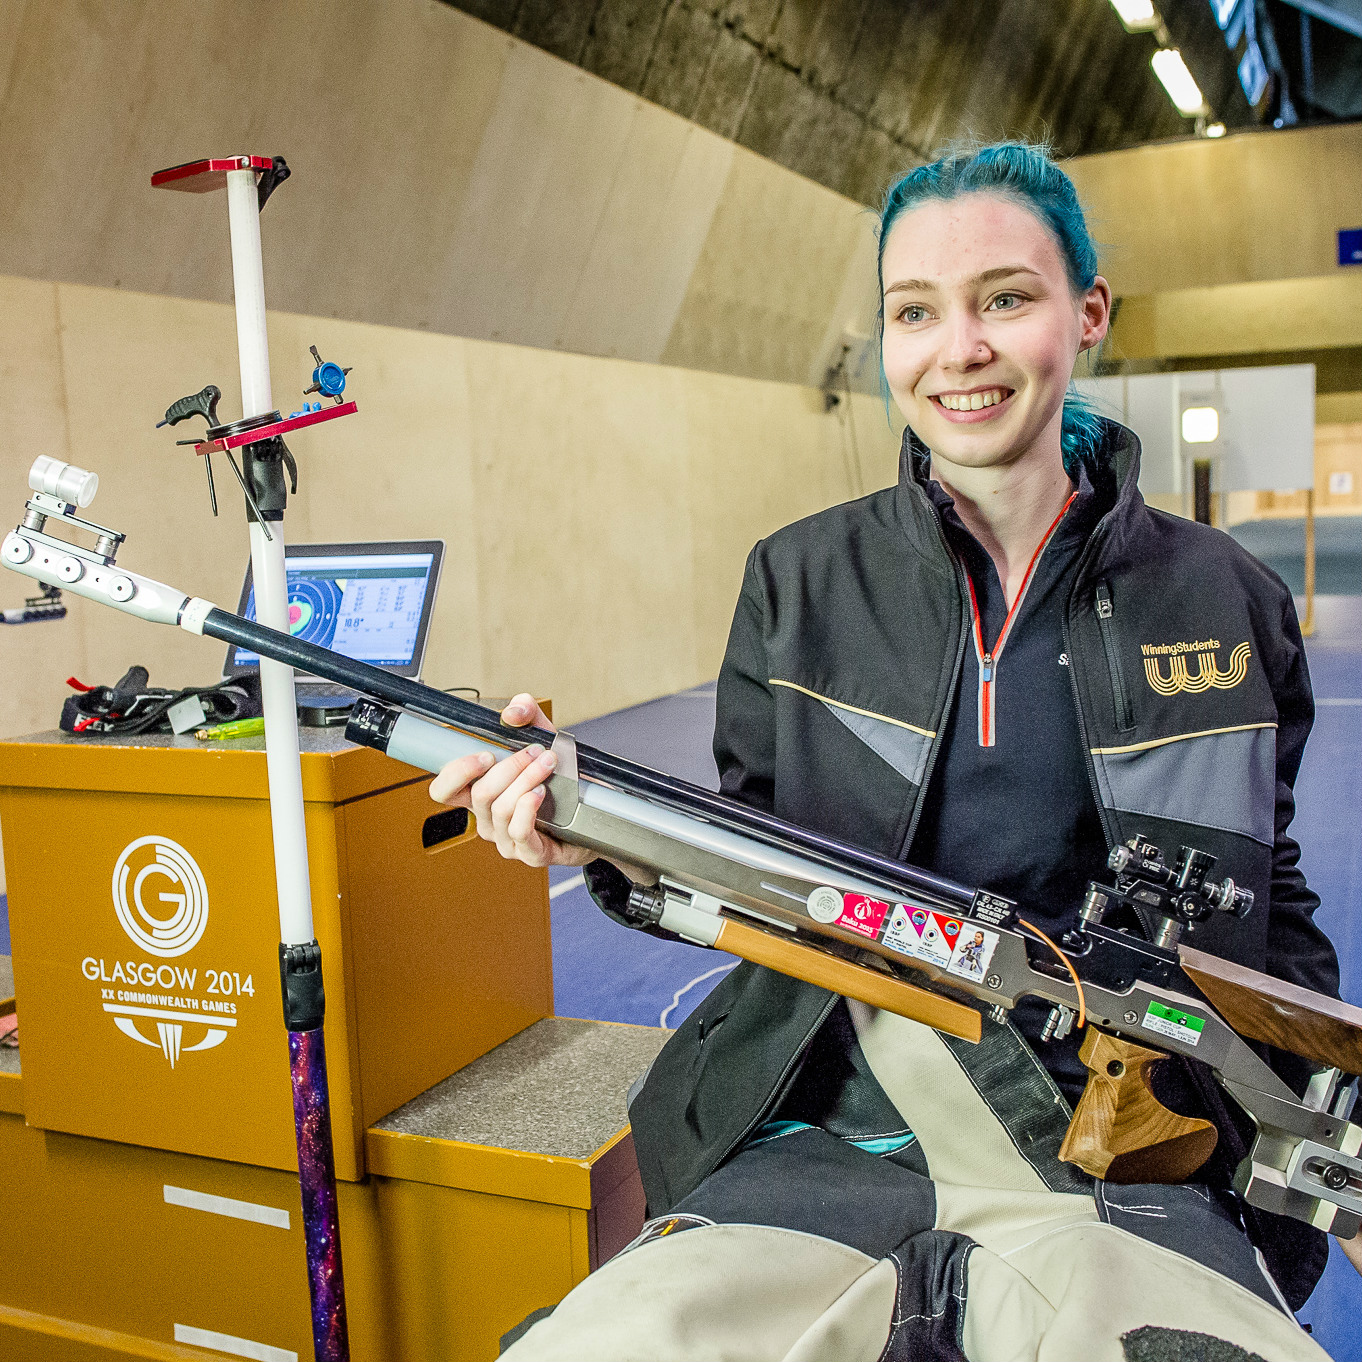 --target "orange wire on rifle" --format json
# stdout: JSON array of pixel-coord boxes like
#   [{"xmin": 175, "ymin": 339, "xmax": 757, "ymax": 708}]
[{"xmin": 1017, "ymin": 917, "xmax": 1086, "ymax": 1030}]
